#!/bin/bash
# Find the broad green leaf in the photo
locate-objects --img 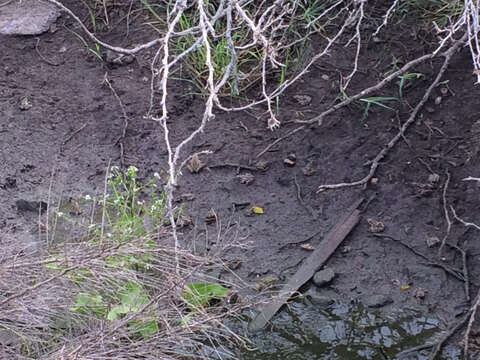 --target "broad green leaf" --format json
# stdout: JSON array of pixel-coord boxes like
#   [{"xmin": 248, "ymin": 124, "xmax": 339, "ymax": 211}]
[
  {"xmin": 70, "ymin": 292, "xmax": 107, "ymax": 316},
  {"xmin": 107, "ymin": 304, "xmax": 130, "ymax": 321},
  {"xmin": 359, "ymin": 97, "xmax": 397, "ymax": 111},
  {"xmin": 183, "ymin": 282, "xmax": 228, "ymax": 309},
  {"xmin": 128, "ymin": 319, "xmax": 158, "ymax": 337},
  {"xmin": 107, "ymin": 281, "xmax": 149, "ymax": 320}
]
